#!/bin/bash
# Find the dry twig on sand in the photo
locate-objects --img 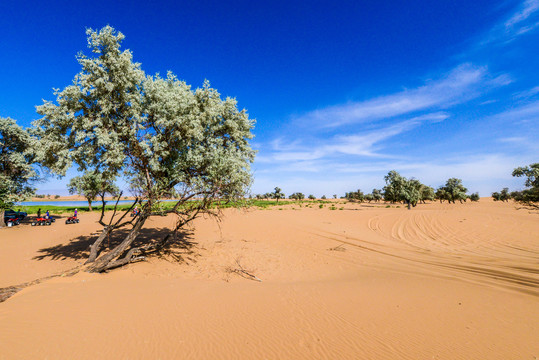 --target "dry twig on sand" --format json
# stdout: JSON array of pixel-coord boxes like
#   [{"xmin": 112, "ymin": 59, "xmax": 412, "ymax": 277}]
[
  {"xmin": 328, "ymin": 244, "xmax": 346, "ymax": 252},
  {"xmin": 228, "ymin": 259, "xmax": 262, "ymax": 282}
]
